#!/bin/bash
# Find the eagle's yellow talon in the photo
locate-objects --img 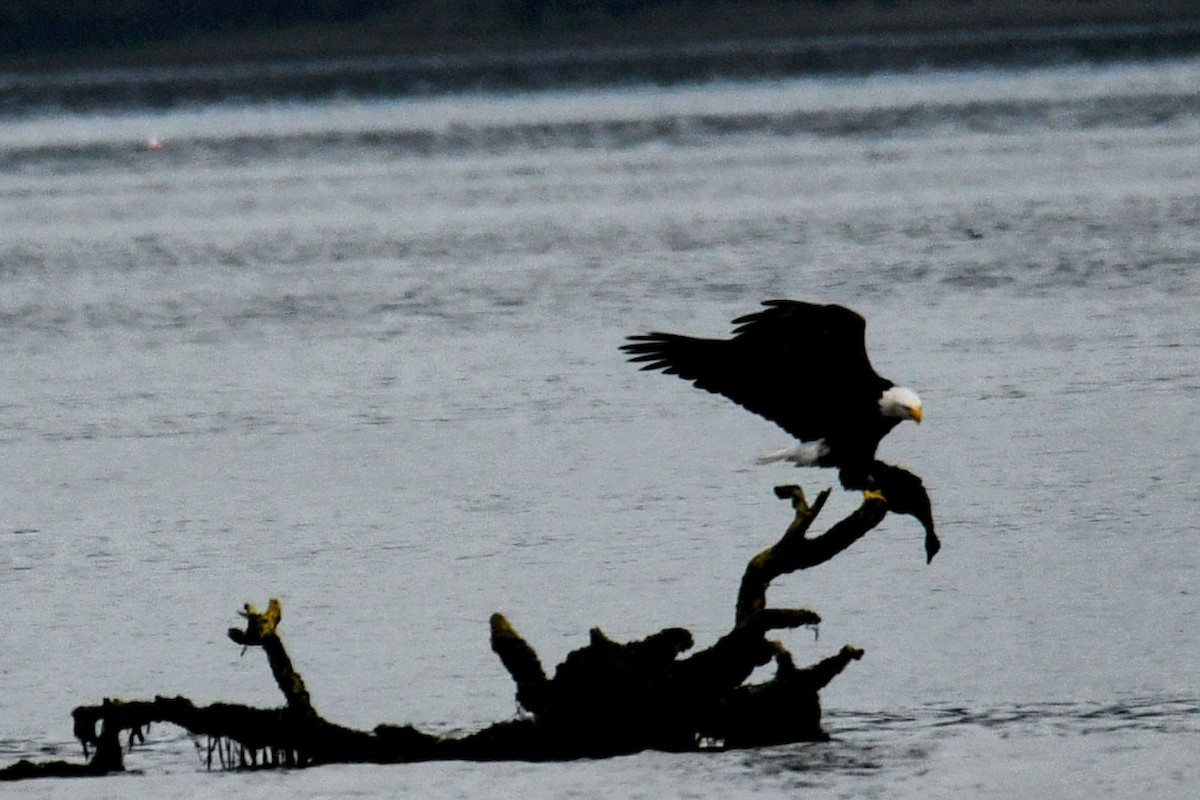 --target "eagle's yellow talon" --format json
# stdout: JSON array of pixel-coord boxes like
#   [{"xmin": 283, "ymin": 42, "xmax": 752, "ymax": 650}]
[{"xmin": 863, "ymin": 488, "xmax": 886, "ymax": 502}]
